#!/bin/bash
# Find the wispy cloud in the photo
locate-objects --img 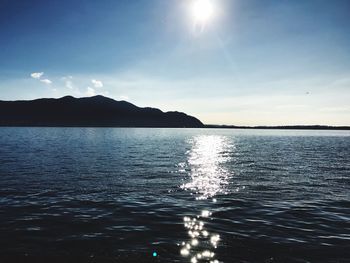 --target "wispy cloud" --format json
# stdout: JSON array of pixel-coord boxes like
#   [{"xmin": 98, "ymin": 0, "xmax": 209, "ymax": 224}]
[
  {"xmin": 30, "ymin": 72, "xmax": 44, "ymax": 79},
  {"xmin": 86, "ymin": 87, "xmax": 95, "ymax": 96},
  {"xmin": 66, "ymin": 80, "xmax": 73, "ymax": 89},
  {"xmin": 59, "ymin": 76, "xmax": 106, "ymax": 97},
  {"xmin": 40, "ymin": 79, "xmax": 52, "ymax": 85},
  {"xmin": 91, "ymin": 79, "xmax": 103, "ymax": 88},
  {"xmin": 62, "ymin": 76, "xmax": 73, "ymax": 89},
  {"xmin": 30, "ymin": 72, "xmax": 52, "ymax": 85},
  {"xmin": 320, "ymin": 106, "xmax": 350, "ymax": 112}
]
